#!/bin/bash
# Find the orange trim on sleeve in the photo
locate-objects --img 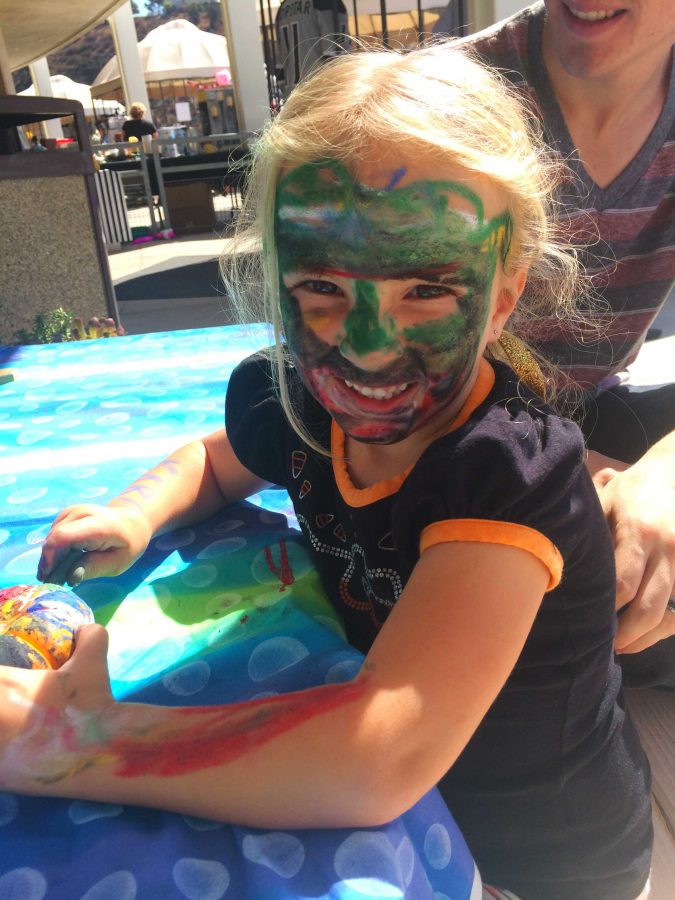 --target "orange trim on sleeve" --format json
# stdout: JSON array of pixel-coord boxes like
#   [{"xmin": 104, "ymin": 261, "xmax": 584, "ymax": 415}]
[{"xmin": 420, "ymin": 519, "xmax": 563, "ymax": 591}]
